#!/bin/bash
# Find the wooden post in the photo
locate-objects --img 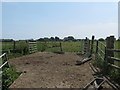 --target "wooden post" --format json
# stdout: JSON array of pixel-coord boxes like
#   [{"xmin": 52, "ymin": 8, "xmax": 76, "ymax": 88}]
[
  {"xmin": 95, "ymin": 40, "xmax": 99, "ymax": 61},
  {"xmin": 84, "ymin": 37, "xmax": 87, "ymax": 54},
  {"xmin": 13, "ymin": 41, "xmax": 16, "ymax": 50},
  {"xmin": 106, "ymin": 36, "xmax": 115, "ymax": 64},
  {"xmin": 96, "ymin": 41, "xmax": 98, "ymax": 54},
  {"xmin": 80, "ymin": 39, "xmax": 84, "ymax": 53},
  {"xmin": 88, "ymin": 39, "xmax": 90, "ymax": 56},
  {"xmin": 89, "ymin": 36, "xmax": 95, "ymax": 57},
  {"xmin": 60, "ymin": 42, "xmax": 62, "ymax": 52}
]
